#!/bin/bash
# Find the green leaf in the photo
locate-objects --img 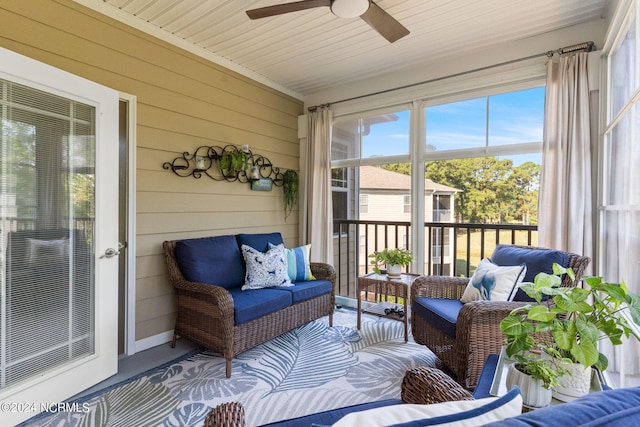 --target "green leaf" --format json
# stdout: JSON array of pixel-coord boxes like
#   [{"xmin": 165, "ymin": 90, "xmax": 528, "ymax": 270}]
[
  {"xmin": 601, "ymin": 283, "xmax": 628, "ymax": 302},
  {"xmin": 500, "ymin": 315, "xmax": 535, "ymax": 336},
  {"xmin": 626, "ymin": 293, "xmax": 640, "ymax": 327},
  {"xmin": 551, "ymin": 320, "xmax": 577, "ymax": 351},
  {"xmin": 583, "ymin": 275, "xmax": 602, "ymax": 288},
  {"xmin": 594, "ymin": 352, "xmax": 609, "ymax": 372},
  {"xmin": 551, "ymin": 263, "xmax": 568, "ymax": 276},
  {"xmin": 569, "ymin": 337, "xmax": 599, "ymax": 367},
  {"xmin": 554, "ymin": 289, "xmax": 592, "ymax": 312},
  {"xmin": 526, "ymin": 305, "xmax": 556, "ymax": 322},
  {"xmin": 504, "ymin": 335, "xmax": 534, "ymax": 358},
  {"xmin": 575, "ymin": 313, "xmax": 600, "ymax": 342}
]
